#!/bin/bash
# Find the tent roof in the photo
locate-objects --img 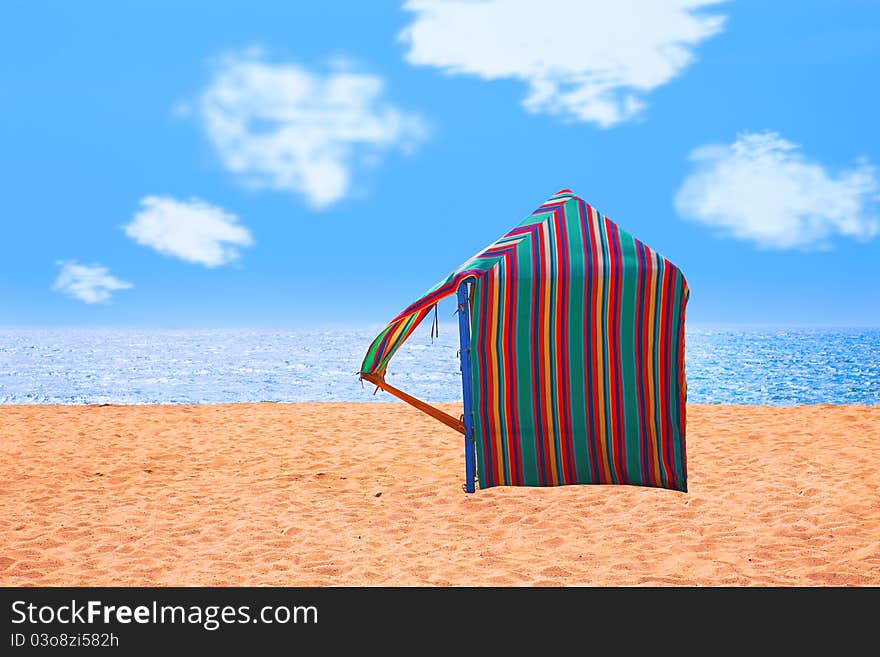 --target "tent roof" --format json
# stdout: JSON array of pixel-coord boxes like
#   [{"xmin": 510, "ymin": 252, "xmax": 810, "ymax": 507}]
[{"xmin": 360, "ymin": 188, "xmax": 685, "ymax": 379}]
